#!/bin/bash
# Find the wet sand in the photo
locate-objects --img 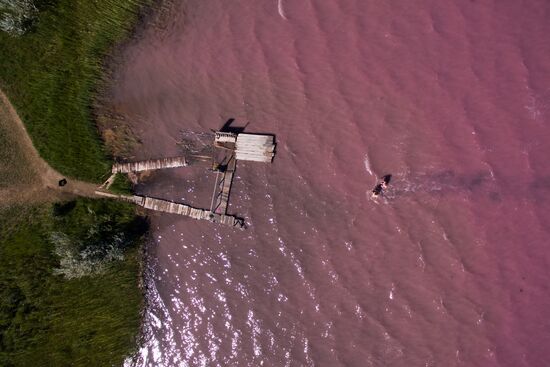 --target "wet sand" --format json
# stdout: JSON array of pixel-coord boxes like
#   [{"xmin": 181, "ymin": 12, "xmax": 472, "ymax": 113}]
[{"xmin": 108, "ymin": 1, "xmax": 550, "ymax": 366}]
